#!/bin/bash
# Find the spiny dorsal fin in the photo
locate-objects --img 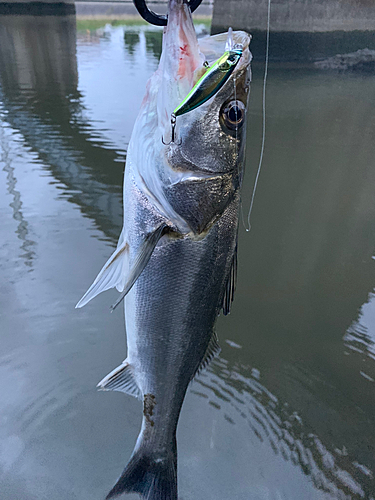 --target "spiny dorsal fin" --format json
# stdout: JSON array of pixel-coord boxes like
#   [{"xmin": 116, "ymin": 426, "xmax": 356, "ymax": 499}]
[
  {"xmin": 193, "ymin": 331, "xmax": 221, "ymax": 379},
  {"xmin": 222, "ymin": 243, "xmax": 238, "ymax": 316},
  {"xmin": 97, "ymin": 361, "xmax": 142, "ymax": 400},
  {"xmin": 110, "ymin": 222, "xmax": 170, "ymax": 311}
]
